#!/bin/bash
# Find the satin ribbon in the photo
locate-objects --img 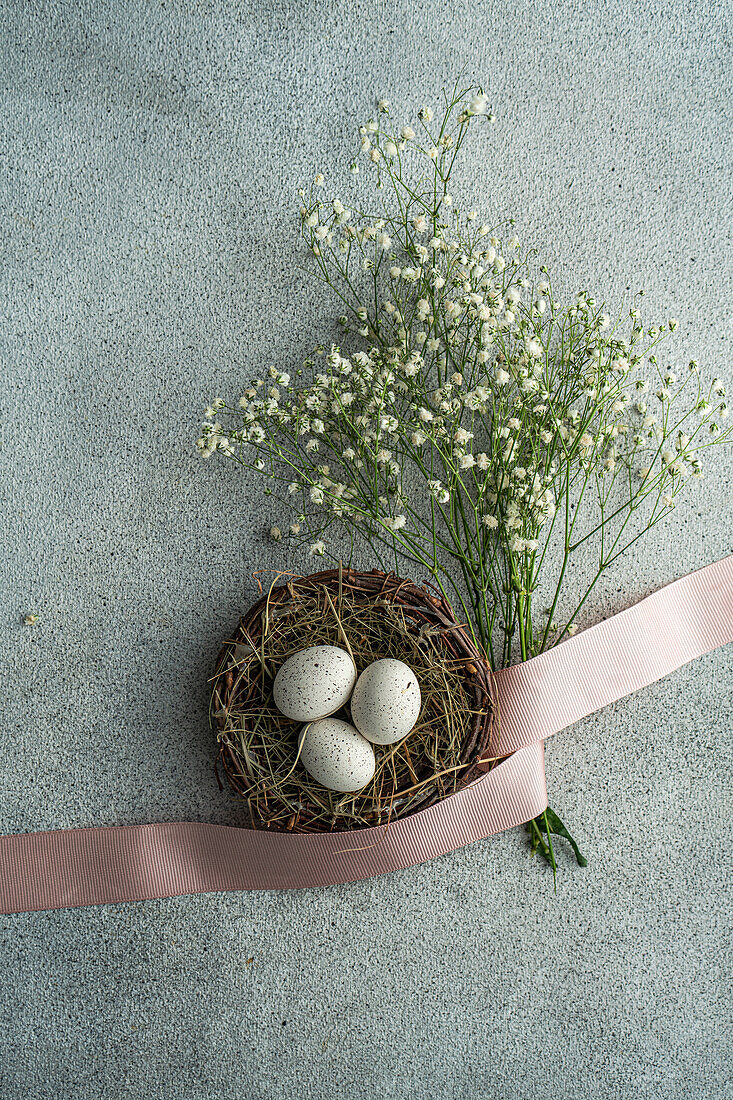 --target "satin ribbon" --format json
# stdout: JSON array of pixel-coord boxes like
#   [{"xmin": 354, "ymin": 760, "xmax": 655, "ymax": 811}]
[{"xmin": 1, "ymin": 557, "xmax": 731, "ymax": 914}]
